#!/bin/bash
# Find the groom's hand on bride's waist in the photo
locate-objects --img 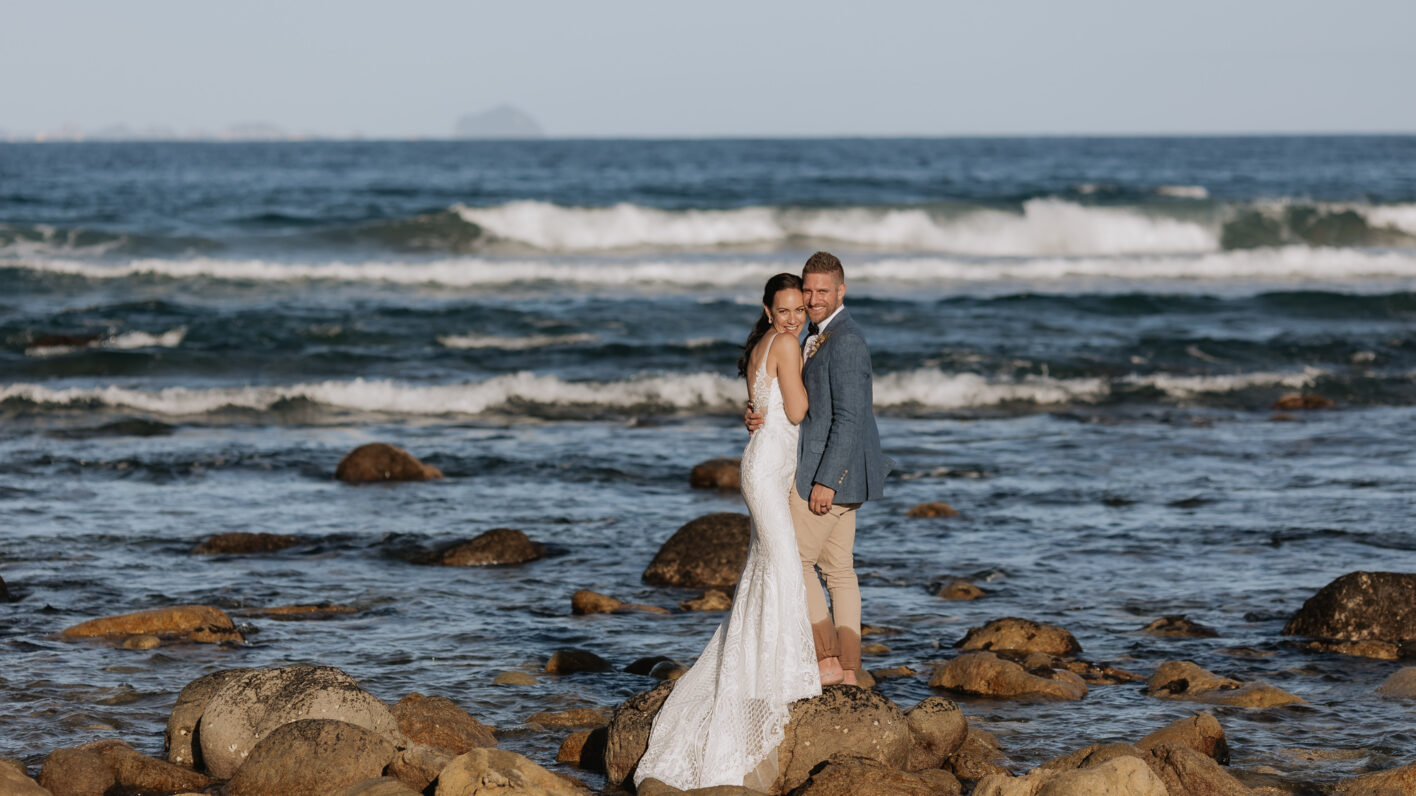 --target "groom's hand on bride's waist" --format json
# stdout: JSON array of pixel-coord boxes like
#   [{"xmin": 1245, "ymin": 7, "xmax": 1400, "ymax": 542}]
[
  {"xmin": 744, "ymin": 405, "xmax": 764, "ymax": 433},
  {"xmin": 809, "ymin": 483, "xmax": 836, "ymax": 515}
]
